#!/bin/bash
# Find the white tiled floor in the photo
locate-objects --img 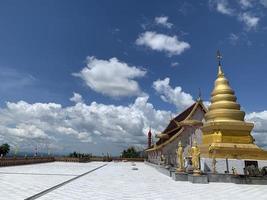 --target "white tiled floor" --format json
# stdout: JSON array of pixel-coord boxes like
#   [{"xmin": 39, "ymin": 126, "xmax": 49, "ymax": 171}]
[
  {"xmin": 0, "ymin": 162, "xmax": 104, "ymax": 200},
  {"xmin": 40, "ymin": 162, "xmax": 267, "ymax": 200},
  {"xmin": 1, "ymin": 162, "xmax": 267, "ymax": 200}
]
